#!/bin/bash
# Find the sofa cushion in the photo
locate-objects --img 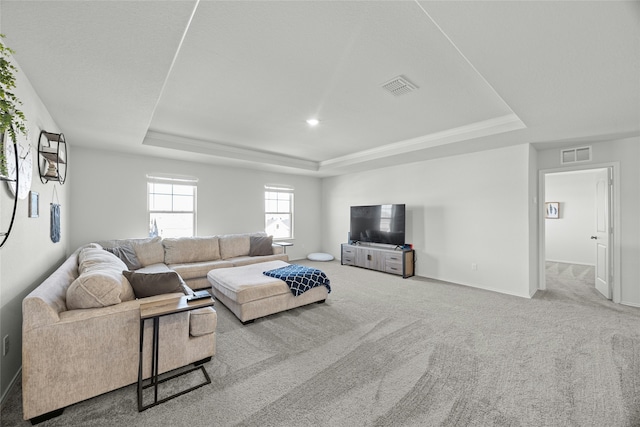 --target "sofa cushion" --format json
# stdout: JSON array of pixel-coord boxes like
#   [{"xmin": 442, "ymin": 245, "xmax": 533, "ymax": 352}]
[
  {"xmin": 131, "ymin": 236, "xmax": 165, "ymax": 267},
  {"xmin": 207, "ymin": 260, "xmax": 291, "ymax": 304},
  {"xmin": 182, "ymin": 277, "xmax": 211, "ymax": 291},
  {"xmin": 66, "ymin": 247, "xmax": 135, "ymax": 309},
  {"xmin": 104, "ymin": 243, "xmax": 142, "ymax": 270},
  {"xmin": 135, "ymin": 262, "xmax": 172, "ymax": 274},
  {"xmin": 229, "ymin": 254, "xmax": 289, "ymax": 267},
  {"xmin": 163, "ymin": 236, "xmax": 220, "ymax": 265},
  {"xmin": 219, "ymin": 234, "xmax": 251, "ymax": 260},
  {"xmin": 189, "ymin": 307, "xmax": 217, "ymax": 337},
  {"xmin": 123, "ymin": 270, "xmax": 186, "ymax": 299},
  {"xmin": 249, "ymin": 235, "xmax": 273, "ymax": 256},
  {"xmin": 168, "ymin": 259, "xmax": 234, "ymax": 280}
]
